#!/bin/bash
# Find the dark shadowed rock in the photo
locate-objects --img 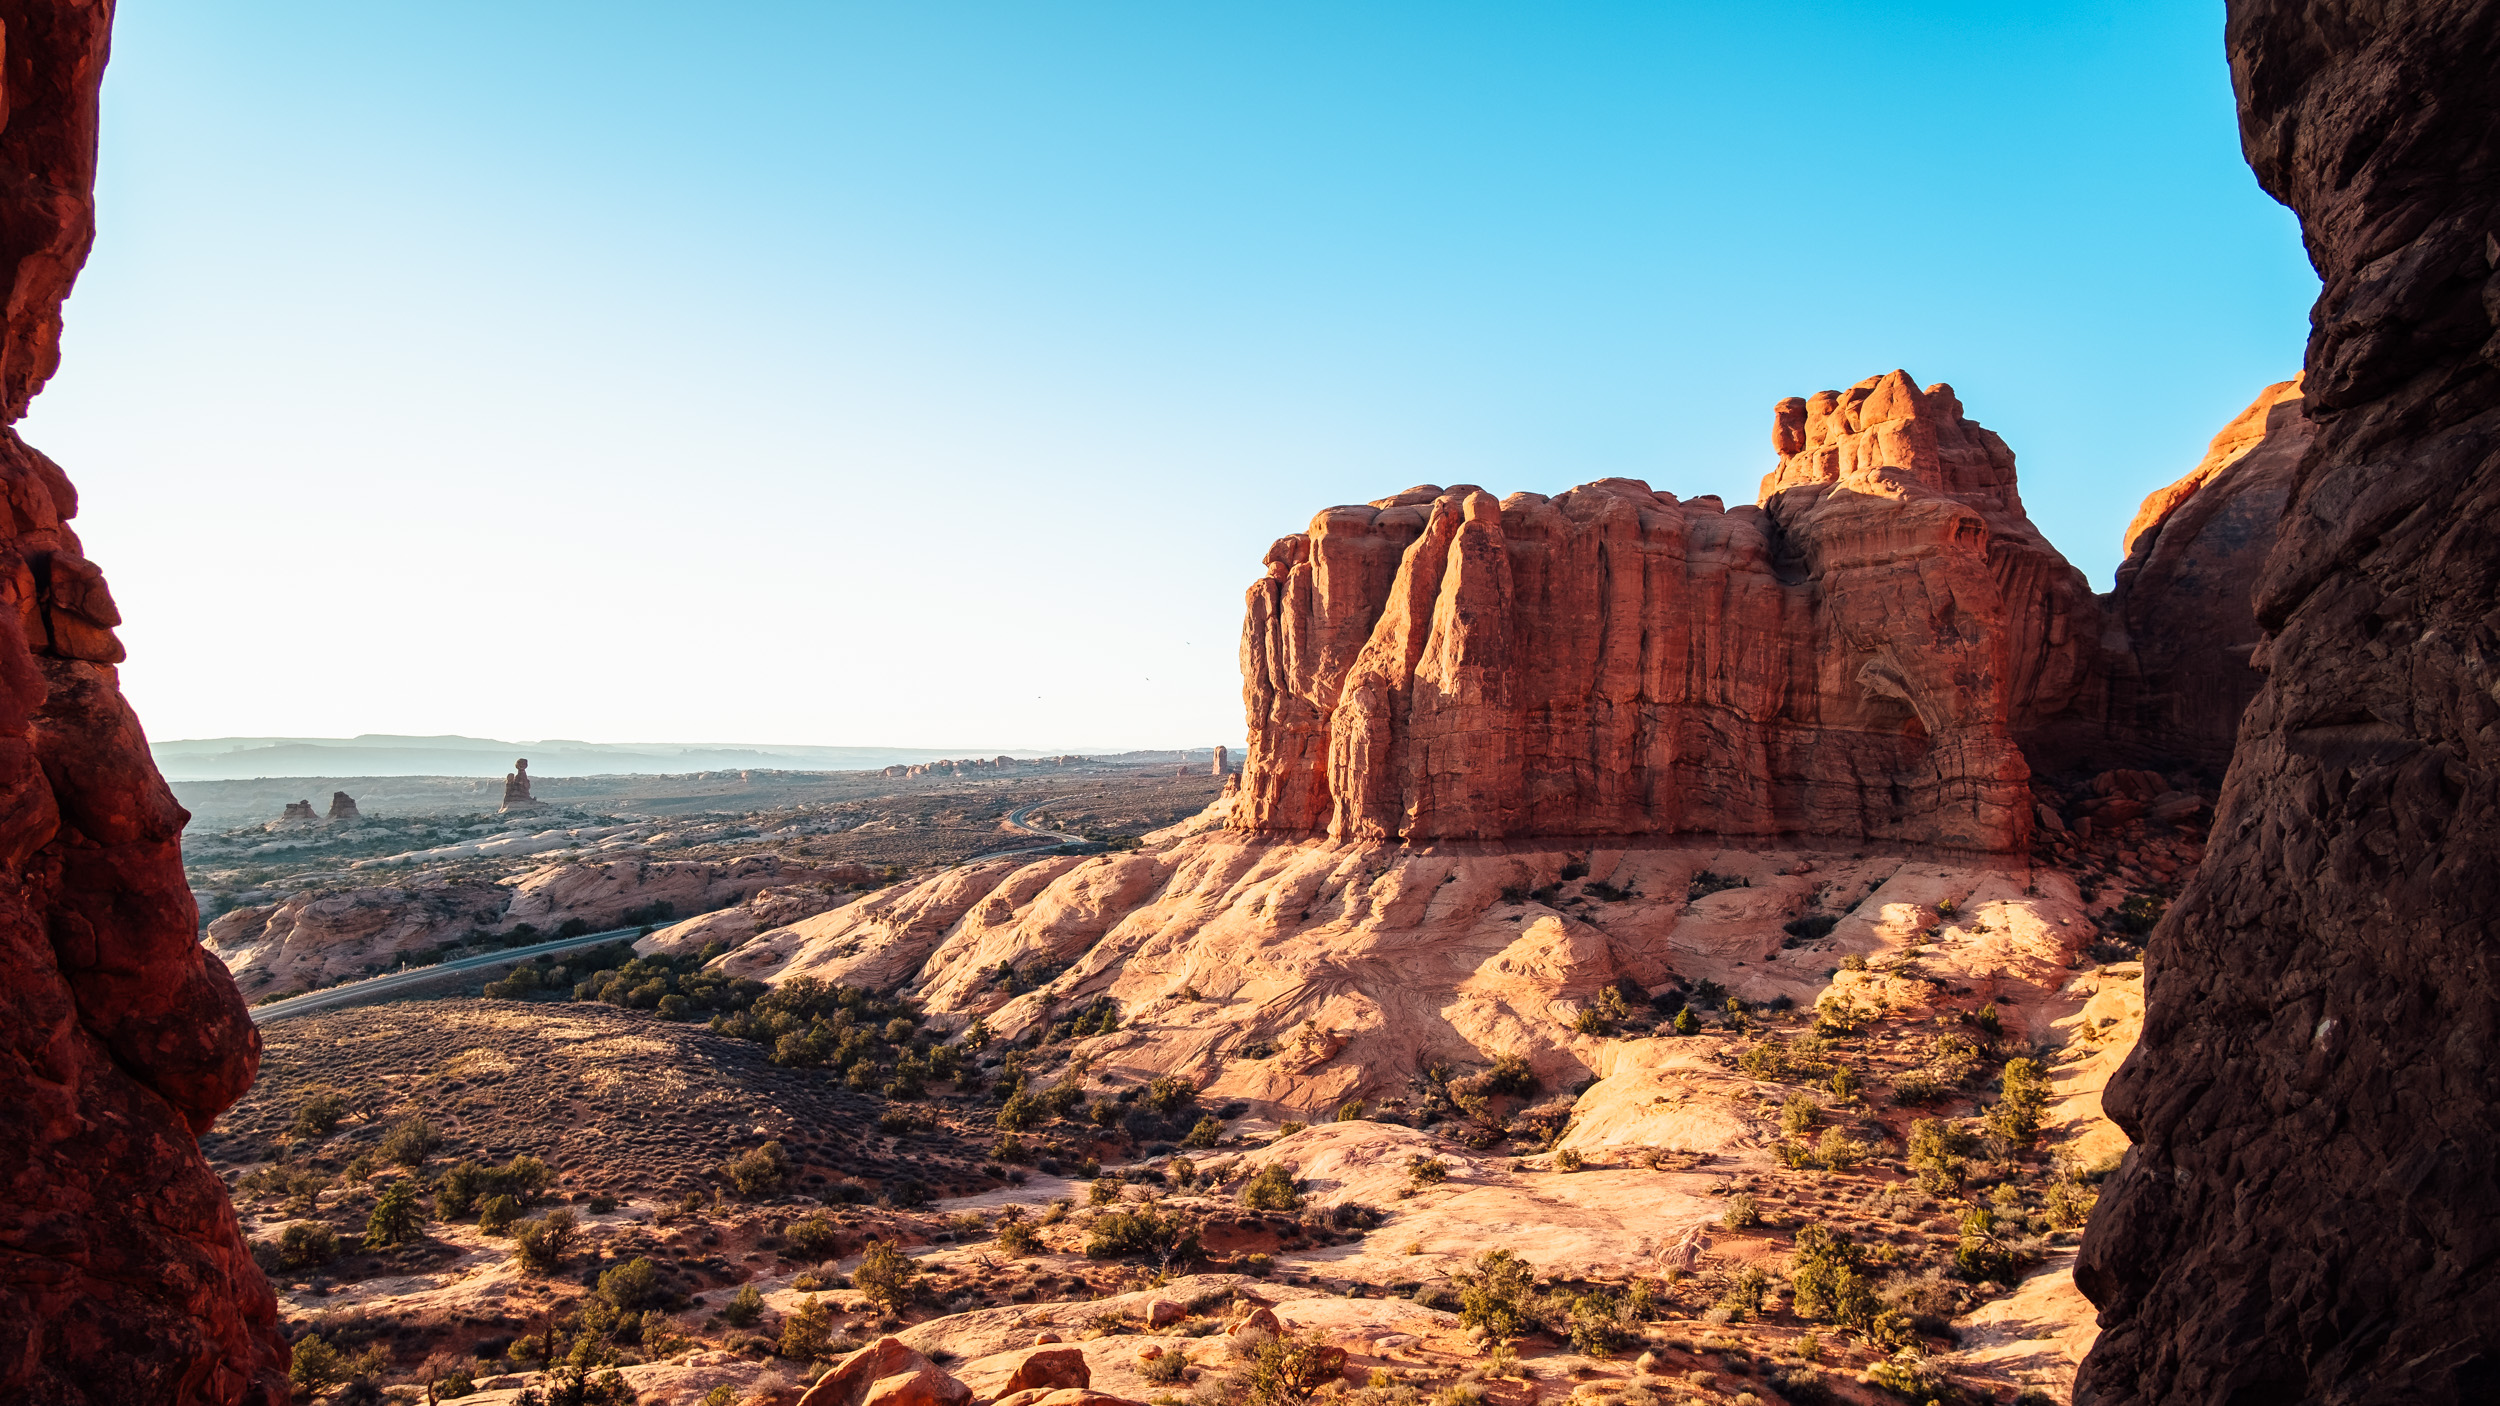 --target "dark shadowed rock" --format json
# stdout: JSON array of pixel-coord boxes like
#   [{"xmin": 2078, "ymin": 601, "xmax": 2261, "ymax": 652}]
[
  {"xmin": 0, "ymin": 2, "xmax": 288, "ymax": 1401},
  {"xmin": 2076, "ymin": 2, "xmax": 2500, "ymax": 1402}
]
